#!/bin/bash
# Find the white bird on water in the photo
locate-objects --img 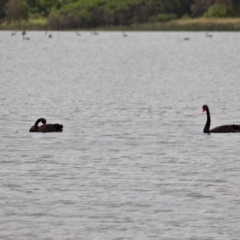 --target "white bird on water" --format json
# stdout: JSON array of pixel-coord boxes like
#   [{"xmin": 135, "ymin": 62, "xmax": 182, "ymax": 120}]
[
  {"xmin": 206, "ymin": 32, "xmax": 212, "ymax": 37},
  {"xmin": 123, "ymin": 31, "xmax": 128, "ymax": 37}
]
